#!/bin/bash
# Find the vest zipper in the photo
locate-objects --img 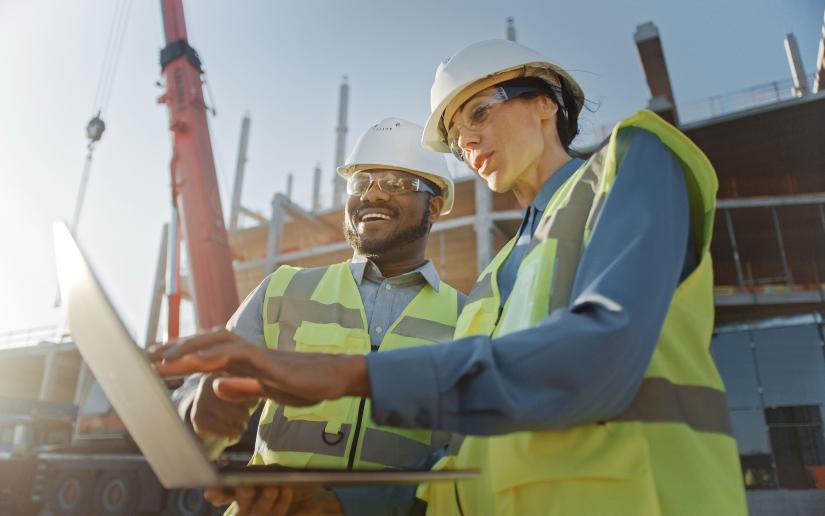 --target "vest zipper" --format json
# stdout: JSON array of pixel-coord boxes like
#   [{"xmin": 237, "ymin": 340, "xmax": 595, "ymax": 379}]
[
  {"xmin": 347, "ymin": 397, "xmax": 367, "ymax": 470},
  {"xmin": 494, "ymin": 305, "xmax": 504, "ymax": 327}
]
